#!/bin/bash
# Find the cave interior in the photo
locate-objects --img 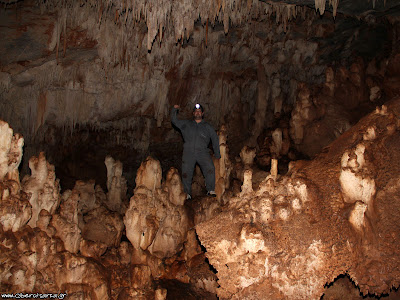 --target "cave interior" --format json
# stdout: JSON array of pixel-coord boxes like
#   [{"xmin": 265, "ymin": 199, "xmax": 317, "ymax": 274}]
[{"xmin": 0, "ymin": 0, "xmax": 400, "ymax": 298}]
